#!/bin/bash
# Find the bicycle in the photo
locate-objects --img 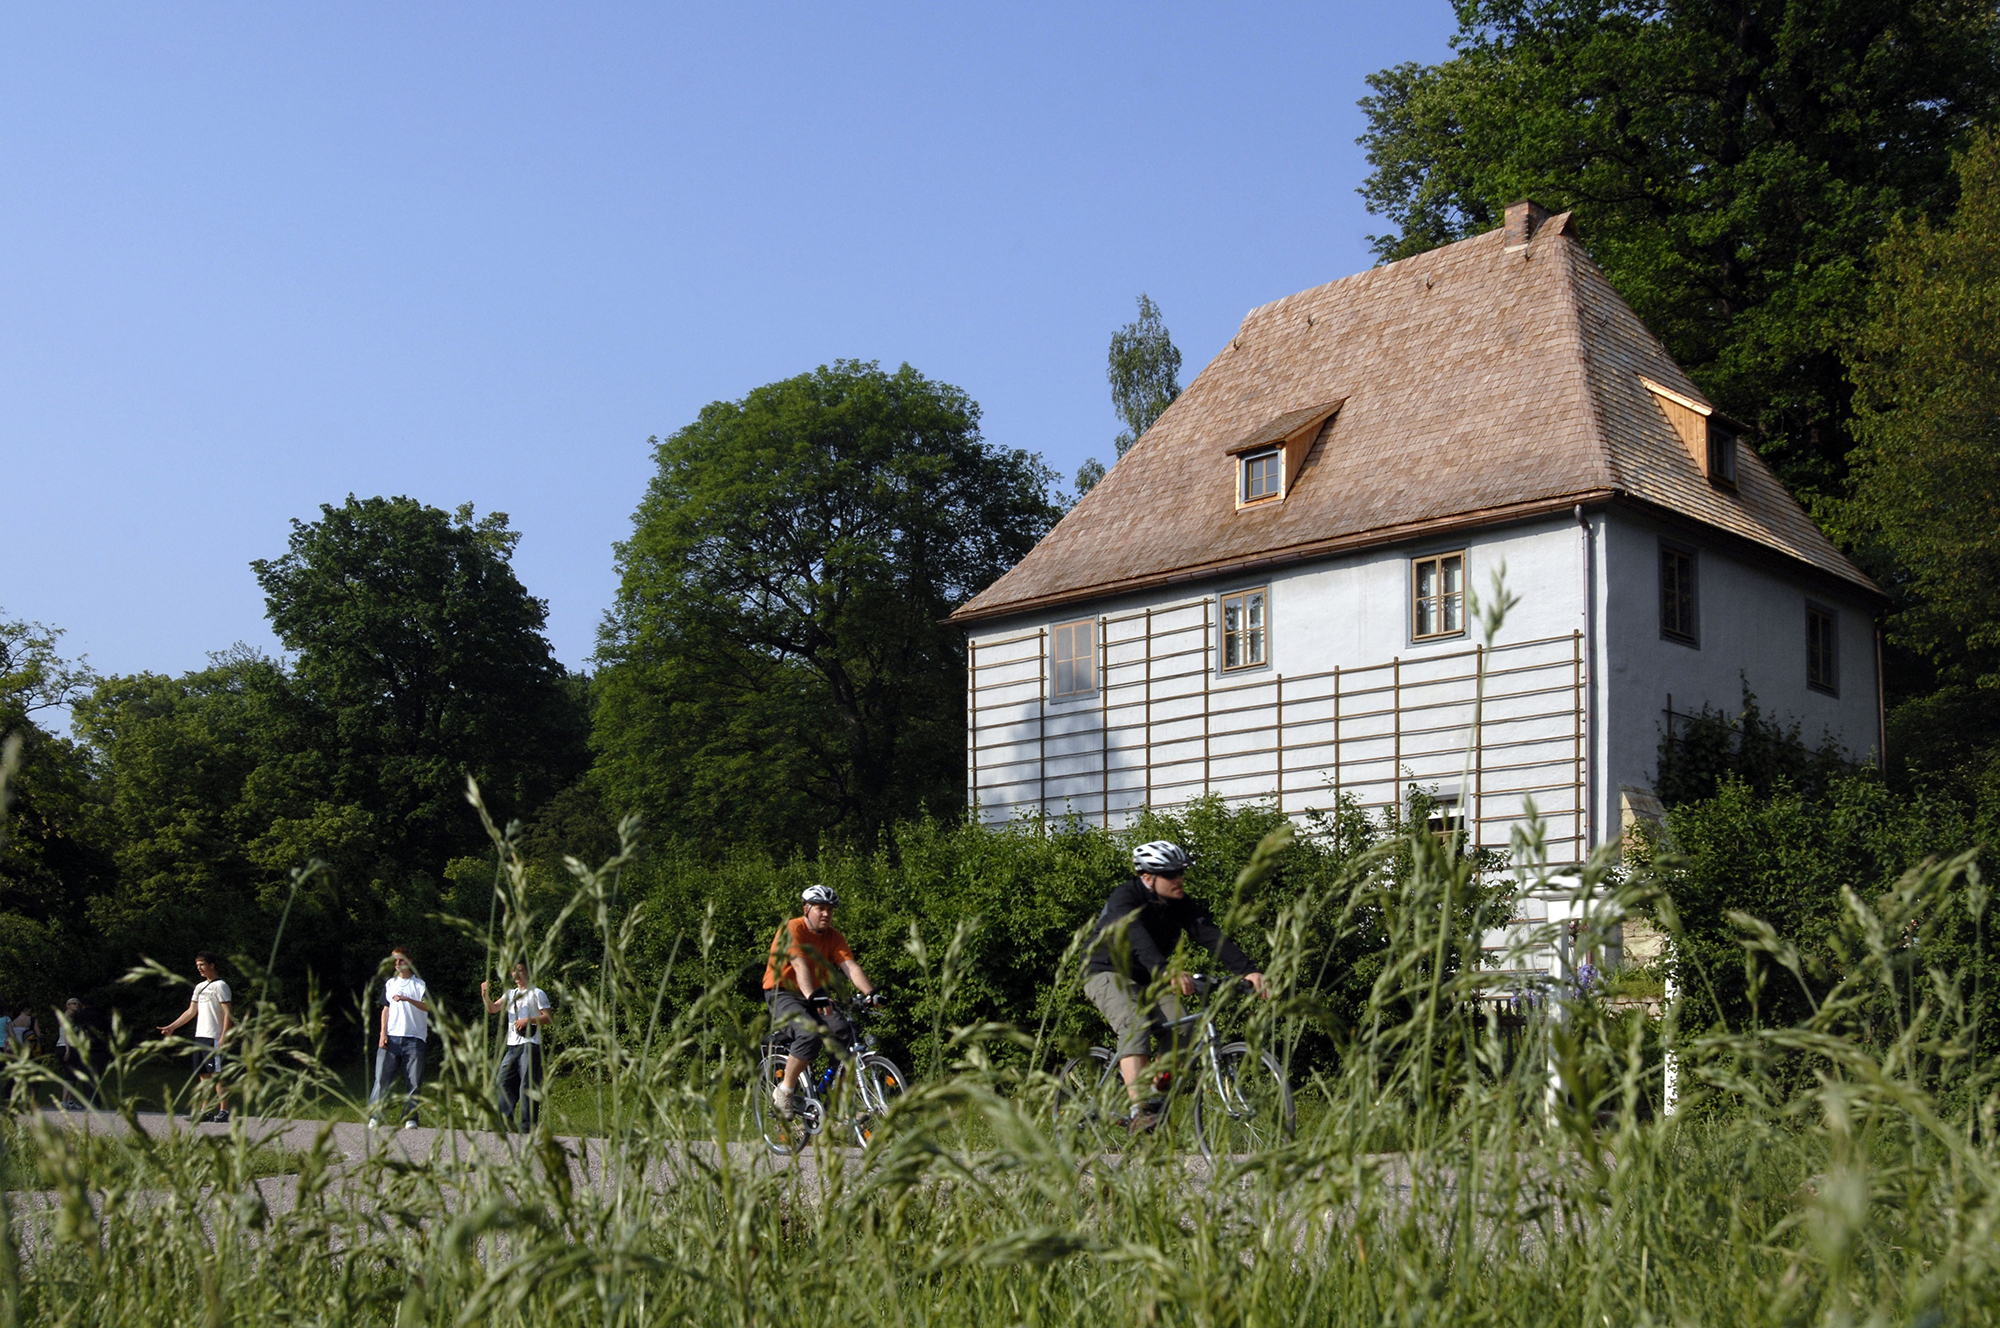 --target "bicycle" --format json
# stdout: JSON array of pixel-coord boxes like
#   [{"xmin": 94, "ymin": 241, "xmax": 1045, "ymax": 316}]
[
  {"xmin": 1053, "ymin": 973, "xmax": 1294, "ymax": 1159},
  {"xmin": 749, "ymin": 994, "xmax": 907, "ymax": 1154}
]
